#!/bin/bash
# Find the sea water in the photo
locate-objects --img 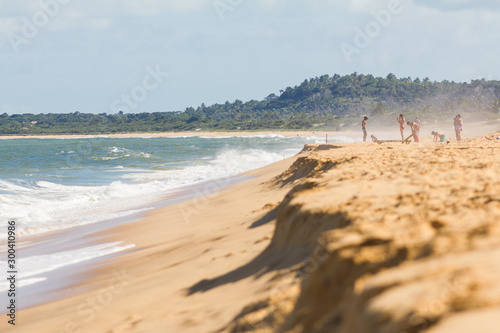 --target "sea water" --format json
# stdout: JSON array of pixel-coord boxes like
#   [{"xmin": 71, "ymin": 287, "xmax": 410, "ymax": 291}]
[{"xmin": 0, "ymin": 134, "xmax": 356, "ymax": 304}]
